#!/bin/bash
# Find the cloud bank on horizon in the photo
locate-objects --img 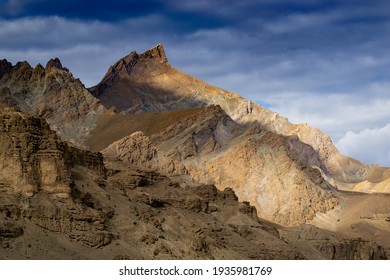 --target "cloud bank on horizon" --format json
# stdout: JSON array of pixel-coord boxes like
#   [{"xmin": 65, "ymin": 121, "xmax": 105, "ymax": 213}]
[{"xmin": 0, "ymin": 0, "xmax": 389, "ymax": 166}]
